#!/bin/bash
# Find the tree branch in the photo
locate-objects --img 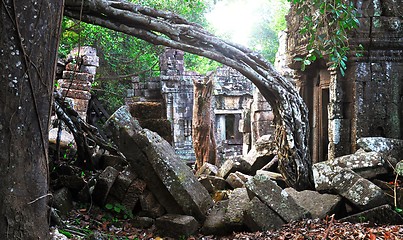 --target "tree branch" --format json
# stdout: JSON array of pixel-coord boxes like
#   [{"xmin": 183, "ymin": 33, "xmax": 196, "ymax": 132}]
[
  {"xmin": 64, "ymin": 0, "xmax": 313, "ymax": 189},
  {"xmin": 54, "ymin": 93, "xmax": 126, "ymax": 170}
]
